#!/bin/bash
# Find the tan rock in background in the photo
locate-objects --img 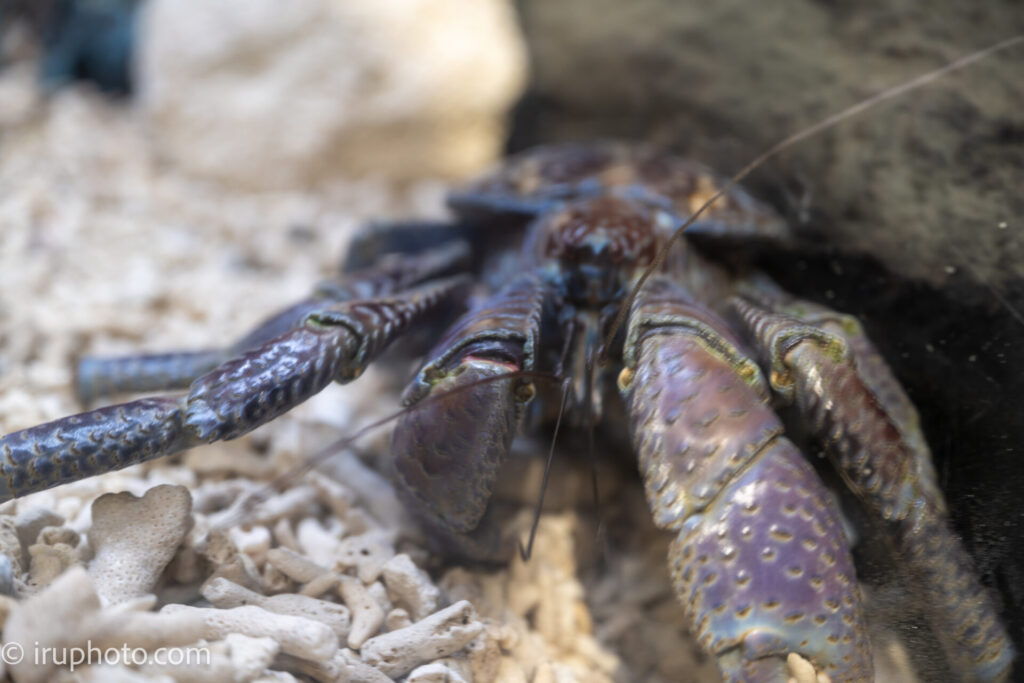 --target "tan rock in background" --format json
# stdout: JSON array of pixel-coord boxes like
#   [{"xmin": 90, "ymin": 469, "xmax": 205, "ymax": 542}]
[{"xmin": 137, "ymin": 0, "xmax": 528, "ymax": 188}]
